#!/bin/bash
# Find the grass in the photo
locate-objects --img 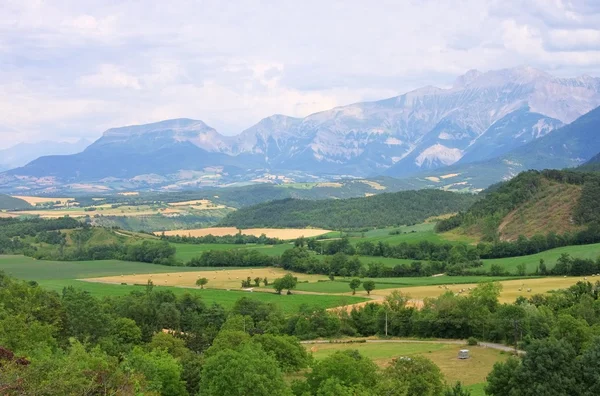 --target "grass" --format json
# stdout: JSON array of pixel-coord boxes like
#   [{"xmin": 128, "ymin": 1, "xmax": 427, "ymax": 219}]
[
  {"xmin": 172, "ymin": 242, "xmax": 292, "ymax": 261},
  {"xmin": 0, "ymin": 255, "xmax": 201, "ymax": 281},
  {"xmin": 279, "ymin": 275, "xmax": 525, "ymax": 294},
  {"xmin": 35, "ymin": 279, "xmax": 368, "ymax": 314},
  {"xmin": 479, "ymin": 243, "xmax": 600, "ymax": 274},
  {"xmin": 306, "ymin": 341, "xmax": 508, "ymax": 387}
]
